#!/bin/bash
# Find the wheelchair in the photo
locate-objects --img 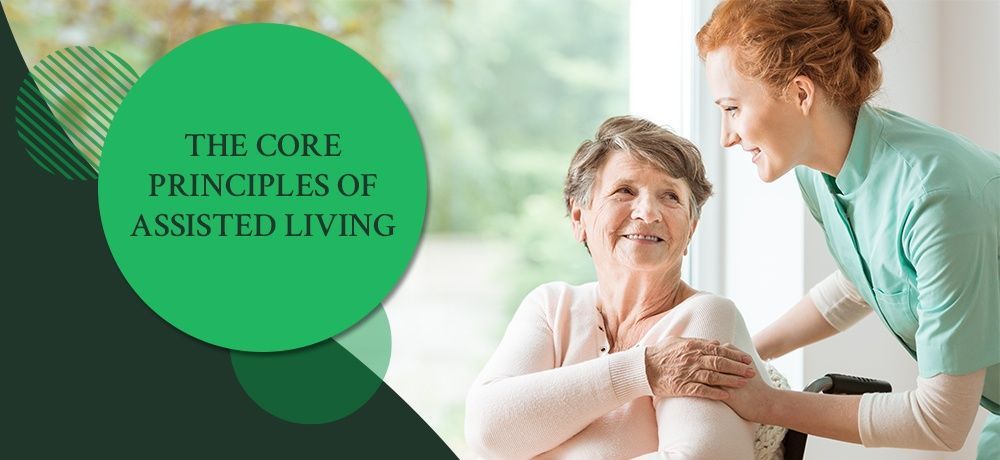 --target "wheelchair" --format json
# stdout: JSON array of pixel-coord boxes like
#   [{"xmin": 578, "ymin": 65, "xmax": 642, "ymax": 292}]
[{"xmin": 781, "ymin": 373, "xmax": 892, "ymax": 460}]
